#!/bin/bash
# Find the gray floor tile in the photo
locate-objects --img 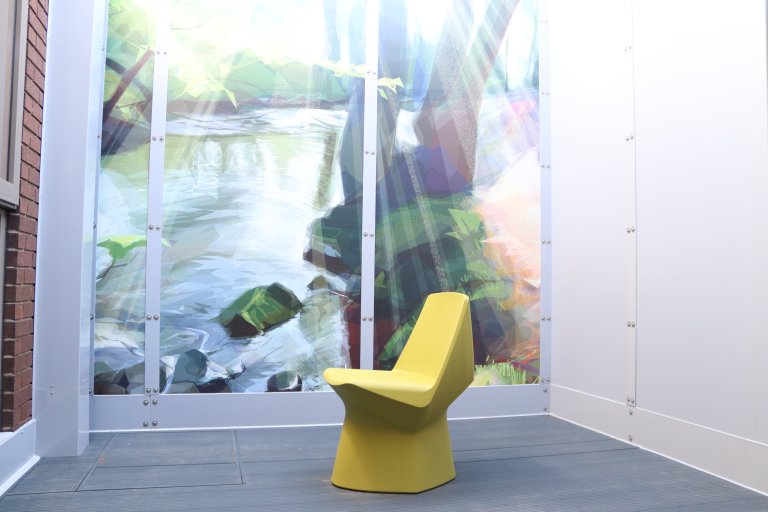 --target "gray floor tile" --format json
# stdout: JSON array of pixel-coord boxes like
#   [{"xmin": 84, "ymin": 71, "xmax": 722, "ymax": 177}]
[
  {"xmin": 79, "ymin": 462, "xmax": 243, "ymax": 491},
  {"xmin": 7, "ymin": 462, "xmax": 93, "ymax": 495},
  {"xmin": 98, "ymin": 430, "xmax": 235, "ymax": 466},
  {"xmin": 41, "ymin": 434, "xmax": 113, "ymax": 464}
]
